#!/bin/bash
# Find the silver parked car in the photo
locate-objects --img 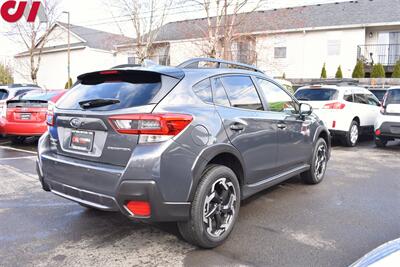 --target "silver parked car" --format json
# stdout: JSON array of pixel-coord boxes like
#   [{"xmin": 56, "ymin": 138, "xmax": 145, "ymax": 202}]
[{"xmin": 37, "ymin": 58, "xmax": 331, "ymax": 248}]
